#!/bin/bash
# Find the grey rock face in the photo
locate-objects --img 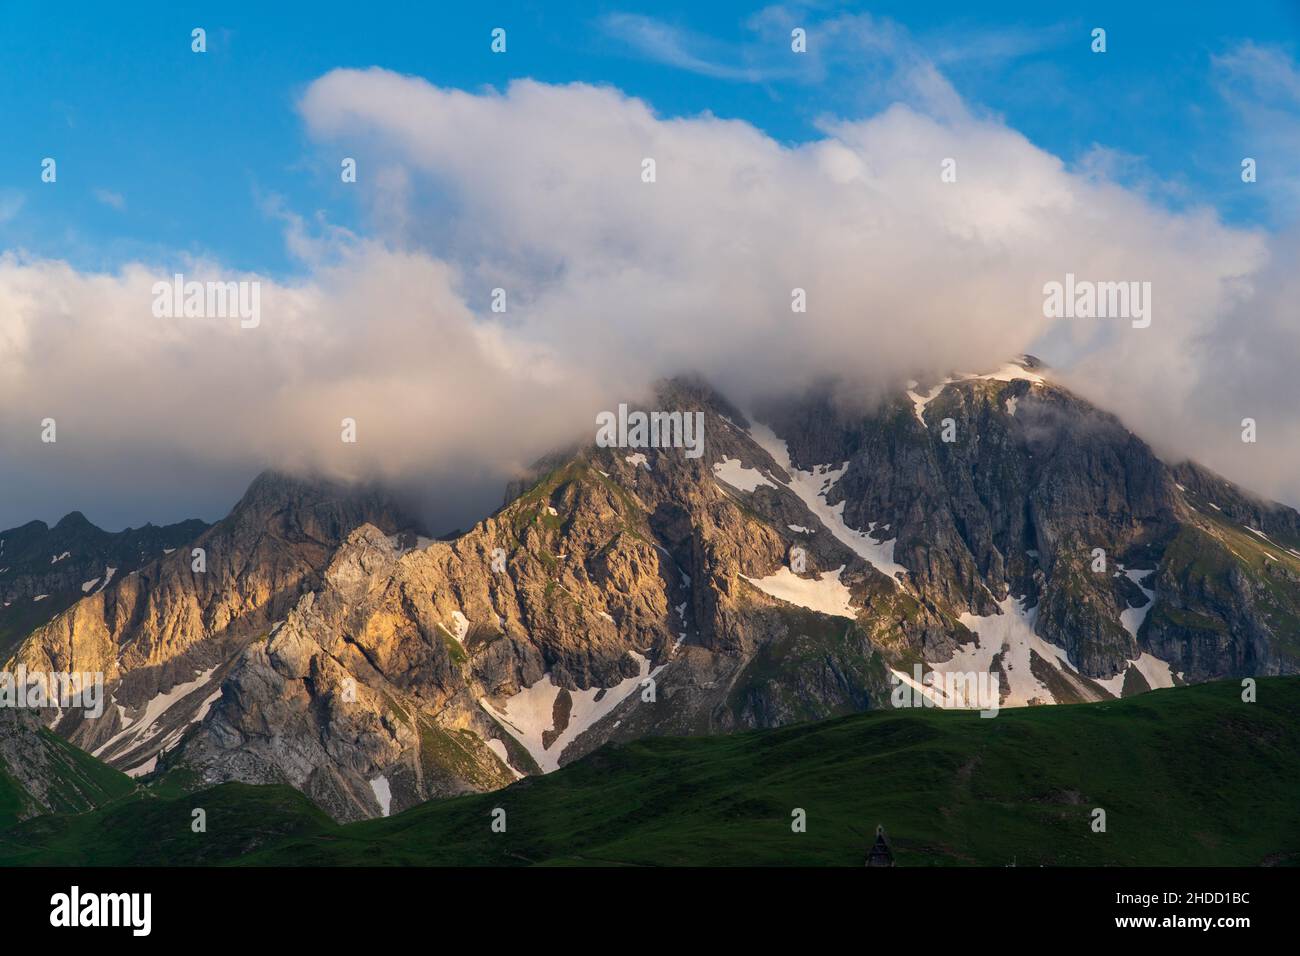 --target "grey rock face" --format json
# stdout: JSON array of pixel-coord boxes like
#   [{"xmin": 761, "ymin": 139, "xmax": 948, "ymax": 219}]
[
  {"xmin": 7, "ymin": 364, "xmax": 1298, "ymax": 821},
  {"xmin": 6, "ymin": 471, "xmax": 420, "ymax": 776},
  {"xmin": 0, "ymin": 512, "xmax": 208, "ymax": 661}
]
